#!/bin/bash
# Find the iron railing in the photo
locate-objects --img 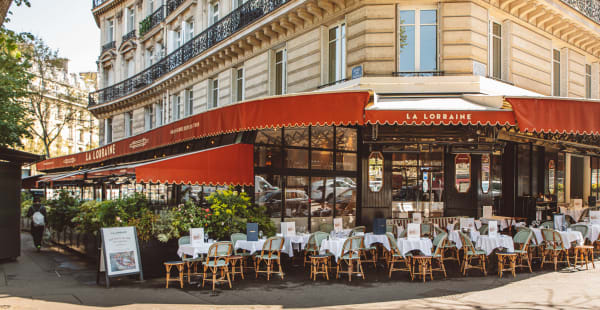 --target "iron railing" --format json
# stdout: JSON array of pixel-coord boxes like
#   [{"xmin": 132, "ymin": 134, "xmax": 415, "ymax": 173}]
[
  {"xmin": 317, "ymin": 78, "xmax": 350, "ymax": 89},
  {"xmin": 560, "ymin": 0, "xmax": 600, "ymax": 25},
  {"xmin": 392, "ymin": 71, "xmax": 445, "ymax": 77},
  {"xmin": 139, "ymin": 5, "xmax": 165, "ymax": 37},
  {"xmin": 92, "ymin": 0, "xmax": 110, "ymax": 9},
  {"xmin": 166, "ymin": 0, "xmax": 186, "ymax": 16},
  {"xmin": 90, "ymin": 0, "xmax": 290, "ymax": 107},
  {"xmin": 122, "ymin": 30, "xmax": 136, "ymax": 42},
  {"xmin": 101, "ymin": 41, "xmax": 116, "ymax": 54}
]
